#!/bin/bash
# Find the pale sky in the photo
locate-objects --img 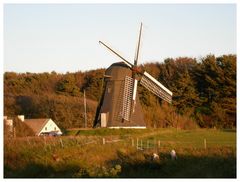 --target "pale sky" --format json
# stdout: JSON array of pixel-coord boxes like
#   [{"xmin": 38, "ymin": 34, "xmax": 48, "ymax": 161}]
[{"xmin": 4, "ymin": 3, "xmax": 236, "ymax": 73}]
